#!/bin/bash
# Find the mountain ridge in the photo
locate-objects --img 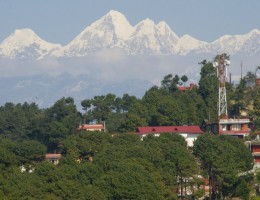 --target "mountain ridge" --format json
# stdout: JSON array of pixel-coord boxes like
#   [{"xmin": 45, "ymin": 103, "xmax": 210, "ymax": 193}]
[{"xmin": 0, "ymin": 10, "xmax": 260, "ymax": 59}]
